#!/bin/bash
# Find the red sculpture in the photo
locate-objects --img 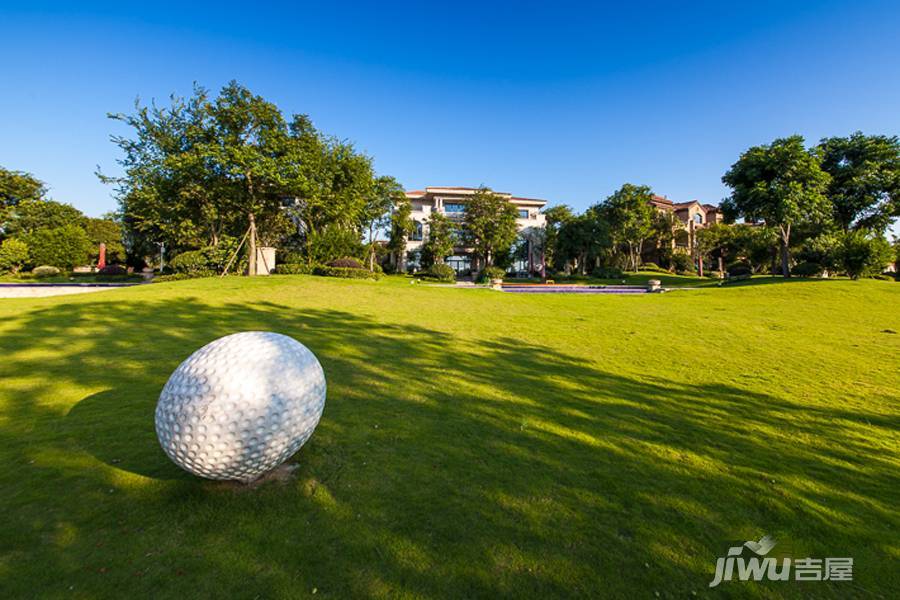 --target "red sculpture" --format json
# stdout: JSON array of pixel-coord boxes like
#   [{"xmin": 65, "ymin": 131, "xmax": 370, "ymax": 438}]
[{"xmin": 98, "ymin": 243, "xmax": 107, "ymax": 270}]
